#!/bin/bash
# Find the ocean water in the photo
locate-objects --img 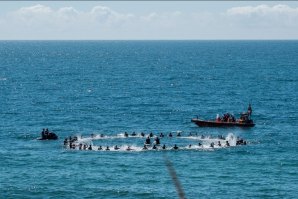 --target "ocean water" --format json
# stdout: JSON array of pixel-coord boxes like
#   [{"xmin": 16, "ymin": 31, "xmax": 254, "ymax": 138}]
[{"xmin": 0, "ymin": 41, "xmax": 297, "ymax": 199}]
